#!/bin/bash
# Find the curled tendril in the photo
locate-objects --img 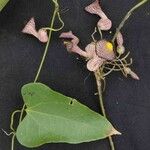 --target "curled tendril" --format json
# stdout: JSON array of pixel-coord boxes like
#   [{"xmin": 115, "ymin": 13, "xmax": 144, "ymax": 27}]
[{"xmin": 42, "ymin": 11, "xmax": 64, "ymax": 32}]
